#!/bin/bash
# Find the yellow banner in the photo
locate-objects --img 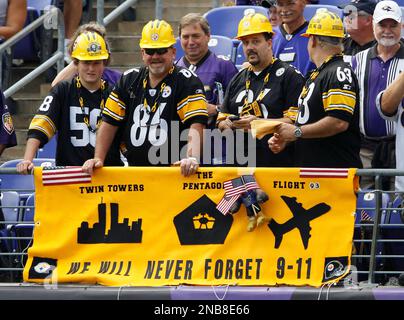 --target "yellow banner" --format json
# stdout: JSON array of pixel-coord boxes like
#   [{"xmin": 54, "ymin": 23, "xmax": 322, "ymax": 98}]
[{"xmin": 24, "ymin": 167, "xmax": 358, "ymax": 287}]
